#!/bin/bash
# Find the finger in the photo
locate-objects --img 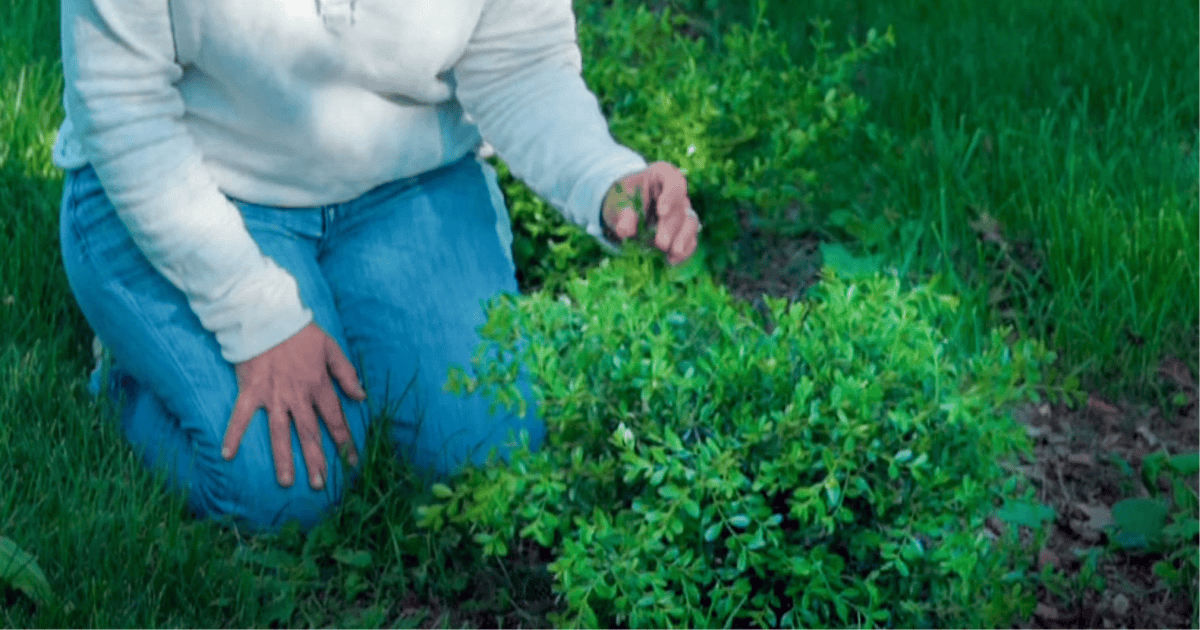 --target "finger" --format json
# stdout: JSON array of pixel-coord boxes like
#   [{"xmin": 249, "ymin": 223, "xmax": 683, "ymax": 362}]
[
  {"xmin": 668, "ymin": 212, "xmax": 702, "ymax": 264},
  {"xmin": 650, "ymin": 180, "xmax": 691, "ymax": 253},
  {"xmin": 656, "ymin": 208, "xmax": 685, "ymax": 253},
  {"xmin": 315, "ymin": 381, "xmax": 358, "ymax": 469},
  {"xmin": 326, "ymin": 340, "xmax": 367, "ymax": 401},
  {"xmin": 668, "ymin": 235, "xmax": 699, "ymax": 265},
  {"xmin": 222, "ymin": 393, "xmax": 258, "ymax": 461},
  {"xmin": 615, "ymin": 207, "xmax": 639, "ymax": 239},
  {"xmin": 268, "ymin": 400, "xmax": 296, "ymax": 488},
  {"xmin": 293, "ymin": 404, "xmax": 328, "ymax": 490}
]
